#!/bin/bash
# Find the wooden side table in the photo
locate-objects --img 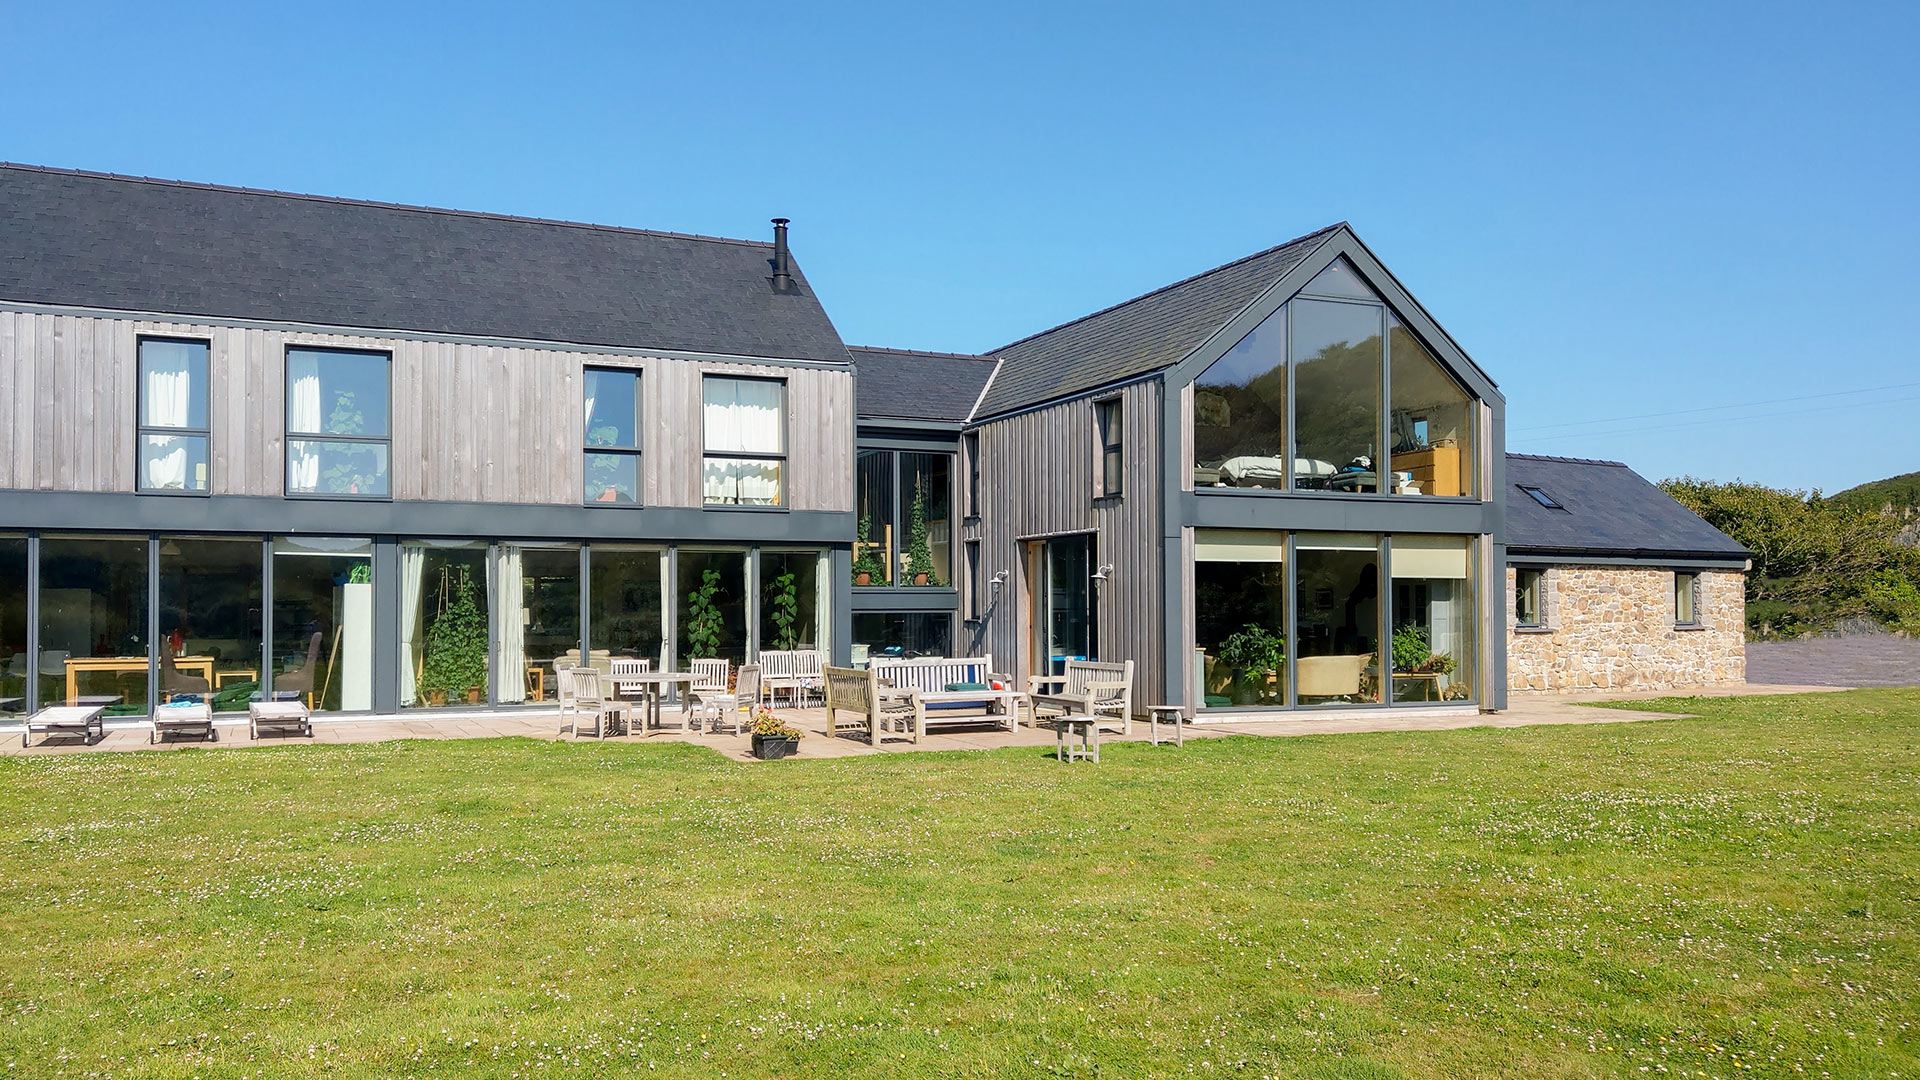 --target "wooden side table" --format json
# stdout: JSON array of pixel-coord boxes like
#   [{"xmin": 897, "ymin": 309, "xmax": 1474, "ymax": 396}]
[
  {"xmin": 1147, "ymin": 705, "xmax": 1185, "ymax": 747},
  {"xmin": 1056, "ymin": 716, "xmax": 1099, "ymax": 763},
  {"xmin": 215, "ymin": 669, "xmax": 258, "ymax": 689}
]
